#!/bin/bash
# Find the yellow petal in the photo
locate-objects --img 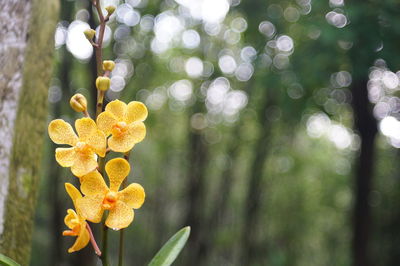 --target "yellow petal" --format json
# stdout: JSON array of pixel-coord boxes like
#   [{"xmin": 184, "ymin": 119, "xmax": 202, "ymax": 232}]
[
  {"xmin": 76, "ymin": 194, "xmax": 104, "ymax": 223},
  {"xmin": 75, "ymin": 117, "xmax": 97, "ymax": 140},
  {"xmin": 64, "ymin": 209, "xmax": 79, "ymax": 229},
  {"xmin": 87, "ymin": 130, "xmax": 106, "ymax": 157},
  {"xmin": 105, "ymin": 158, "xmax": 130, "ymax": 191},
  {"xmin": 108, "ymin": 122, "xmax": 146, "ymax": 153},
  {"xmin": 55, "ymin": 147, "xmax": 76, "ymax": 167},
  {"xmin": 118, "ymin": 183, "xmax": 145, "ymax": 209},
  {"xmin": 105, "ymin": 100, "xmax": 127, "ymax": 121},
  {"xmin": 80, "ymin": 171, "xmax": 108, "ymax": 196},
  {"xmin": 48, "ymin": 119, "xmax": 78, "ymax": 146},
  {"xmin": 126, "ymin": 101, "xmax": 148, "ymax": 123},
  {"xmin": 97, "ymin": 111, "xmax": 118, "ymax": 136},
  {"xmin": 105, "ymin": 201, "xmax": 134, "ymax": 229},
  {"xmin": 68, "ymin": 221, "xmax": 90, "ymax": 253},
  {"xmin": 65, "ymin": 183, "xmax": 82, "ymax": 210},
  {"xmin": 71, "ymin": 155, "xmax": 98, "ymax": 177},
  {"xmin": 75, "ymin": 118, "xmax": 106, "ymax": 157},
  {"xmin": 127, "ymin": 122, "xmax": 146, "ymax": 143},
  {"xmin": 108, "ymin": 135, "xmax": 135, "ymax": 153}
]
